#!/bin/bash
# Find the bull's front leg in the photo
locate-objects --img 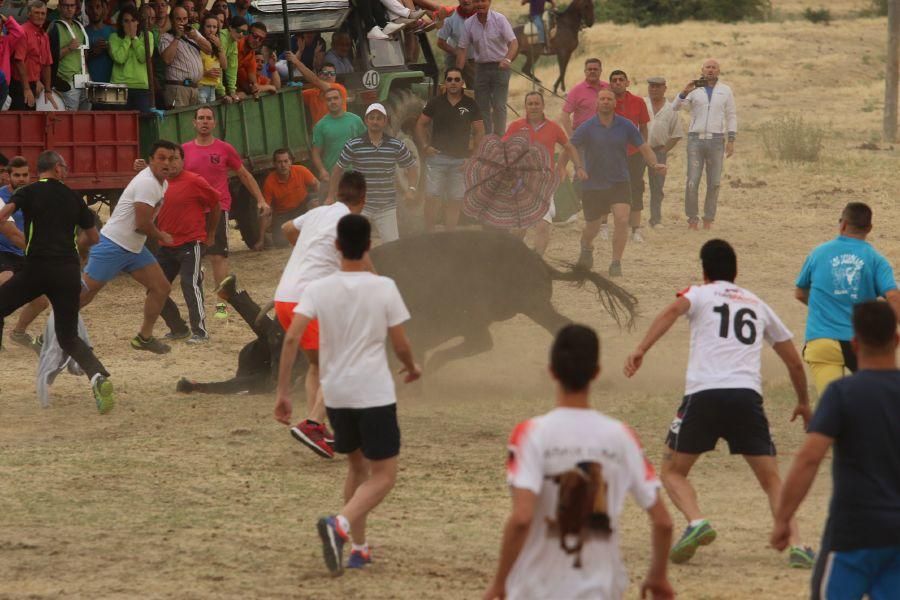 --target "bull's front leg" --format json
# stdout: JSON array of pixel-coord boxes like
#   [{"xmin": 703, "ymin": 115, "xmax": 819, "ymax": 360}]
[{"xmin": 424, "ymin": 328, "xmax": 494, "ymax": 373}]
